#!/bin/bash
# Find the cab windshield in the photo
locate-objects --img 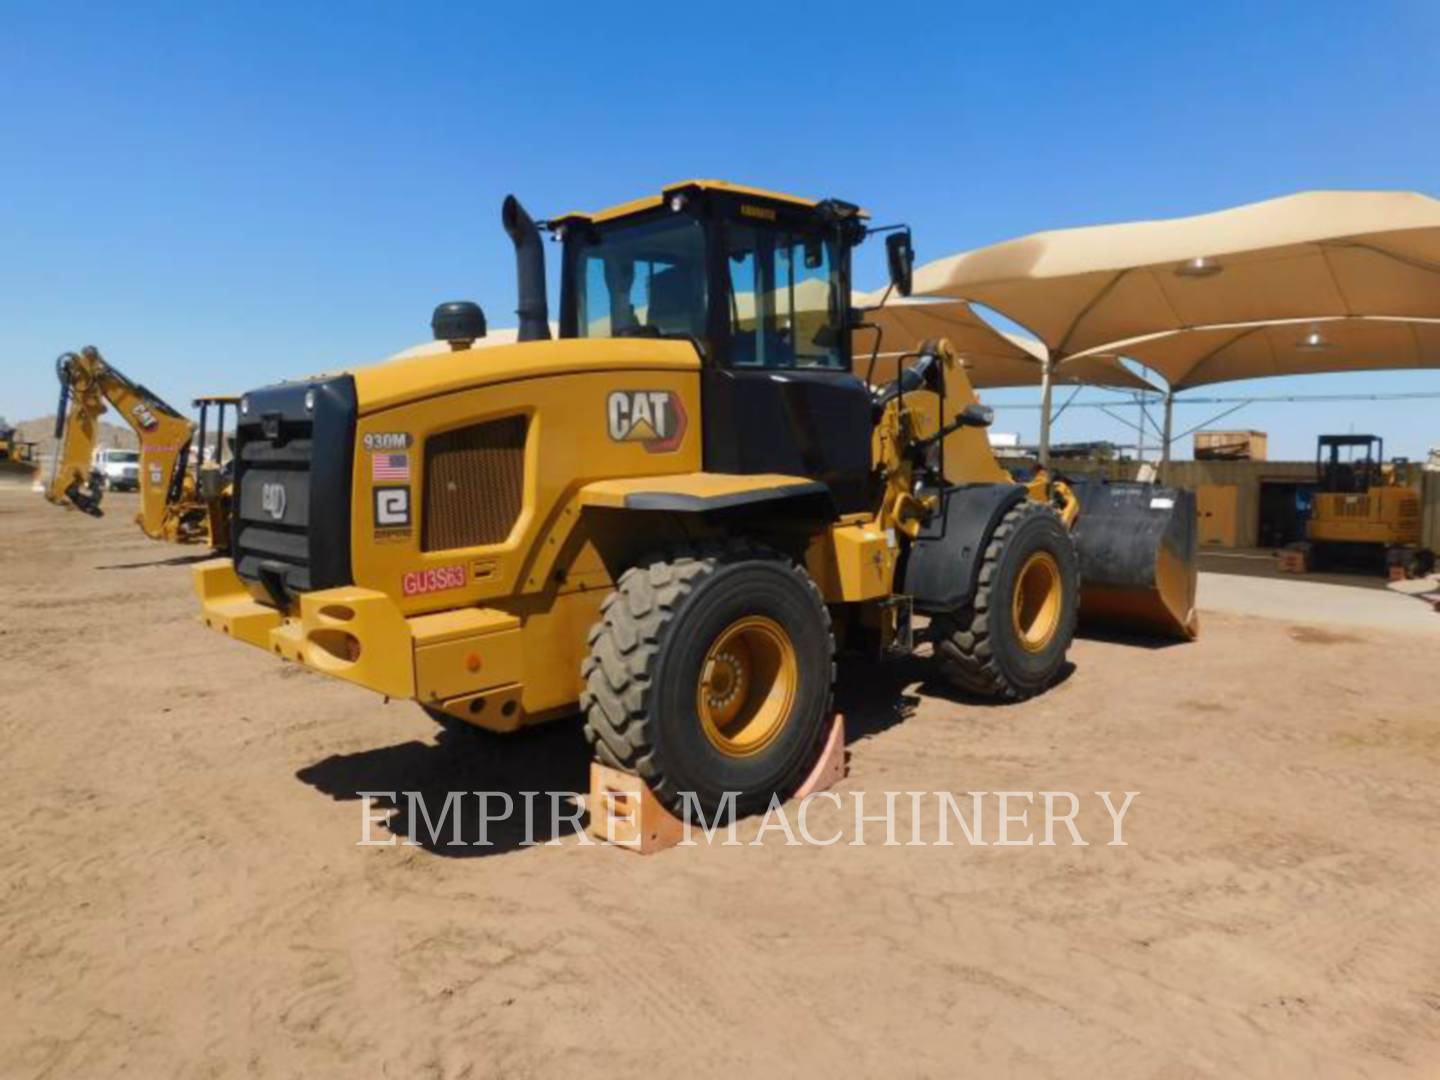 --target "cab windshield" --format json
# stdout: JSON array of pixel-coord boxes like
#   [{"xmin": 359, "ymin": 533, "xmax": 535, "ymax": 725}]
[
  {"xmin": 564, "ymin": 206, "xmax": 848, "ymax": 370},
  {"xmin": 568, "ymin": 214, "xmax": 708, "ymax": 342}
]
